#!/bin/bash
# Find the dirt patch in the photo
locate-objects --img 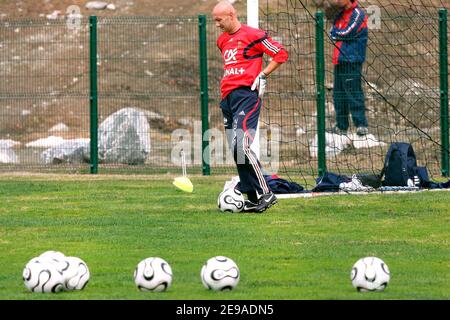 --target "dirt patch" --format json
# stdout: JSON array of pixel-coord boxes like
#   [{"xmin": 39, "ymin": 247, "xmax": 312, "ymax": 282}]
[{"xmin": 0, "ymin": 1, "xmax": 246, "ymax": 19}]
